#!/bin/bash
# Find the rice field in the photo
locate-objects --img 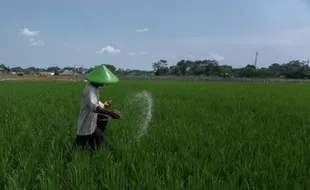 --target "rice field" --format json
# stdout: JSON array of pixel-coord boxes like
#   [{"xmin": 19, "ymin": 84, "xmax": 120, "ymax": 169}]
[{"xmin": 0, "ymin": 80, "xmax": 309, "ymax": 189}]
